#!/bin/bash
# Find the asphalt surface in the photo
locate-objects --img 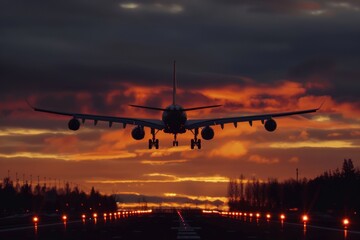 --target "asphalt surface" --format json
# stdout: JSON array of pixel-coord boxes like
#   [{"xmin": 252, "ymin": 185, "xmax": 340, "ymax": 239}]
[{"xmin": 1, "ymin": 210, "xmax": 360, "ymax": 240}]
